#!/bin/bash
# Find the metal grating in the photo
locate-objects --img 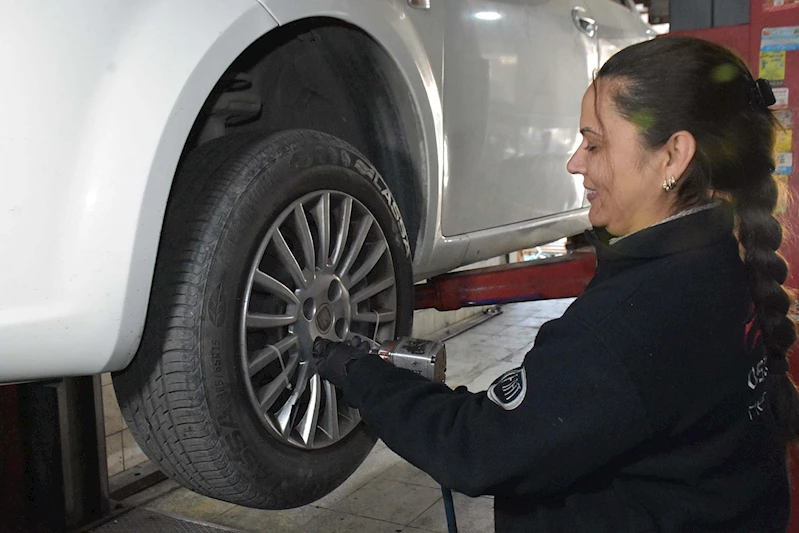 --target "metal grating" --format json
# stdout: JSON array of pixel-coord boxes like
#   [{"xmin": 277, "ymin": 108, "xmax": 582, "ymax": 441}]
[{"xmin": 87, "ymin": 509, "xmax": 243, "ymax": 533}]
